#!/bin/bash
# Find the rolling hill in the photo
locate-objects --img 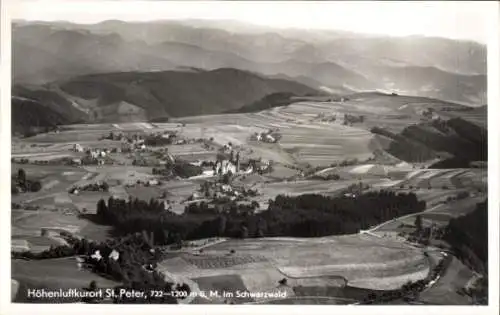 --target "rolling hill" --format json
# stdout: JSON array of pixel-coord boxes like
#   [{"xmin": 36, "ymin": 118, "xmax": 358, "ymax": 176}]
[
  {"xmin": 12, "ymin": 97, "xmax": 82, "ymax": 137},
  {"xmin": 12, "ymin": 68, "xmax": 320, "ymax": 125}
]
